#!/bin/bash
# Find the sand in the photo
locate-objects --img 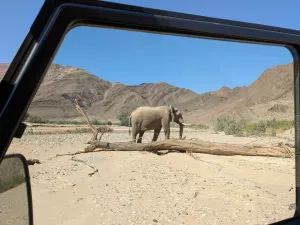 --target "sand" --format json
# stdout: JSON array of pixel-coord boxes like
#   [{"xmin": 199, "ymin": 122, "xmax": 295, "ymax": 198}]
[{"xmin": 3, "ymin": 126, "xmax": 296, "ymax": 225}]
